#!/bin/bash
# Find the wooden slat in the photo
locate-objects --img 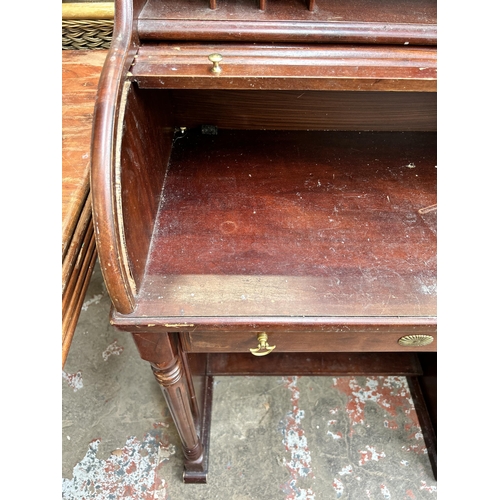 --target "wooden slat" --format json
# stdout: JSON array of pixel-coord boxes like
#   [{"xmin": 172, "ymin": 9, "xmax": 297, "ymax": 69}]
[
  {"xmin": 62, "ymin": 245, "xmax": 98, "ymax": 366},
  {"xmin": 62, "ymin": 220, "xmax": 95, "ymax": 317},
  {"xmin": 62, "ymin": 194, "xmax": 92, "ymax": 289}
]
